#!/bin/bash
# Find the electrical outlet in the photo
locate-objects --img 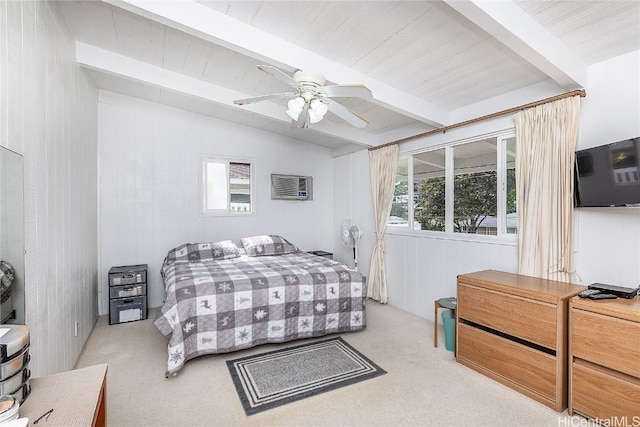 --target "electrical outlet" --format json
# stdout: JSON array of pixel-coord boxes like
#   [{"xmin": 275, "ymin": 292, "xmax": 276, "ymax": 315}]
[{"xmin": 74, "ymin": 321, "xmax": 78, "ymax": 337}]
